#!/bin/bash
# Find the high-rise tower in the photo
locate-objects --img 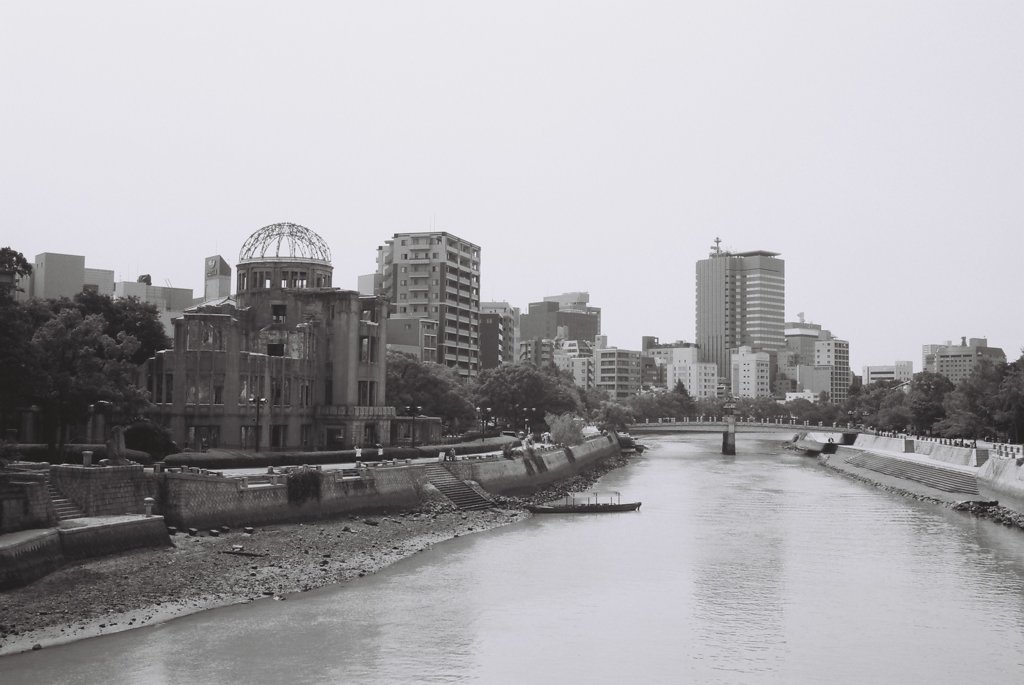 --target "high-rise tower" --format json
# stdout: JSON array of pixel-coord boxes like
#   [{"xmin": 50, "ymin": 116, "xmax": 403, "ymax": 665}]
[
  {"xmin": 695, "ymin": 238, "xmax": 785, "ymax": 381},
  {"xmin": 375, "ymin": 231, "xmax": 481, "ymax": 377}
]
